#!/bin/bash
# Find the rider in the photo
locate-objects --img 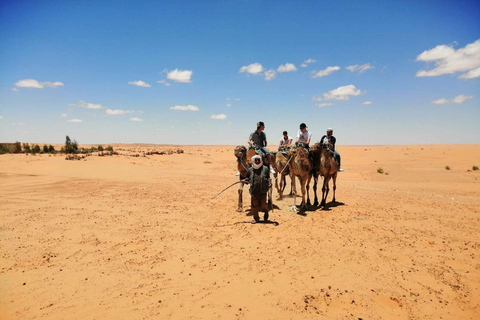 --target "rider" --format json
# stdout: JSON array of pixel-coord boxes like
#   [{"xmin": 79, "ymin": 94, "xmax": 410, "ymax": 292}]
[
  {"xmin": 278, "ymin": 130, "xmax": 292, "ymax": 149},
  {"xmin": 248, "ymin": 121, "xmax": 276, "ymax": 174},
  {"xmin": 296, "ymin": 123, "xmax": 312, "ymax": 149},
  {"xmin": 320, "ymin": 127, "xmax": 344, "ymax": 172}
]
